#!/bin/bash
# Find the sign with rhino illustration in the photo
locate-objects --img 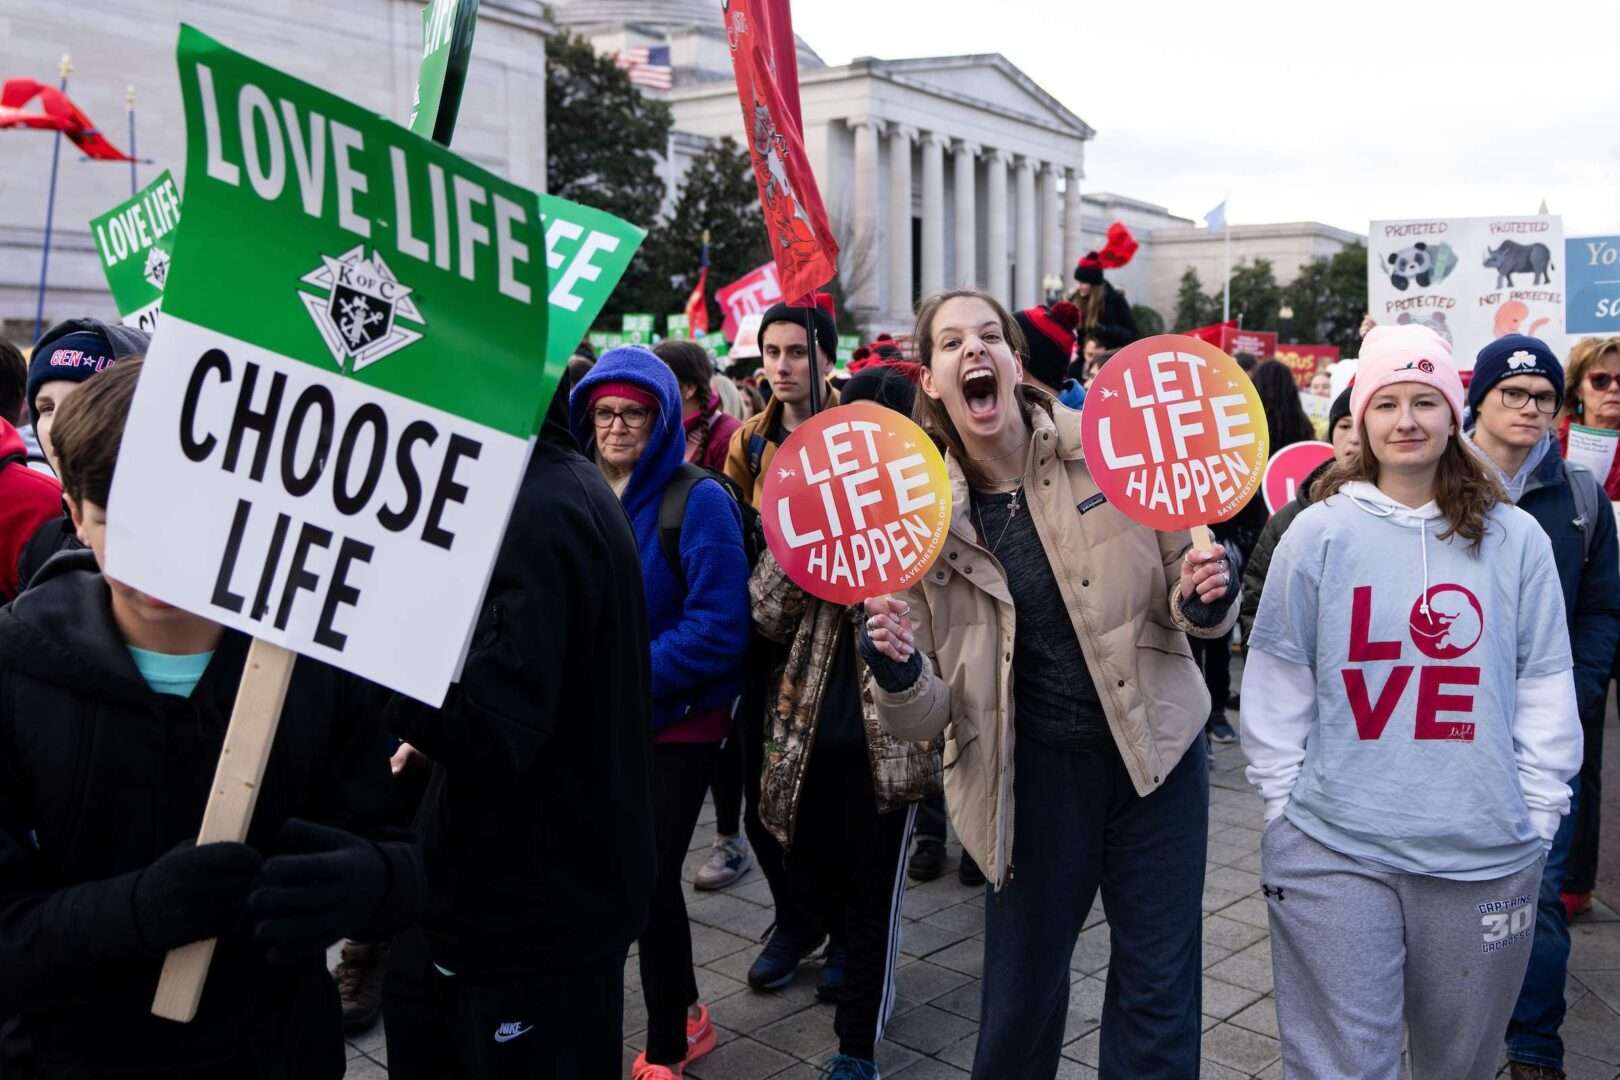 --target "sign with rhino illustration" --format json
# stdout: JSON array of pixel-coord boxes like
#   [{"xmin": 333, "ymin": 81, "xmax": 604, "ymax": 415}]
[{"xmin": 1369, "ymin": 215, "xmax": 1565, "ymax": 369}]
